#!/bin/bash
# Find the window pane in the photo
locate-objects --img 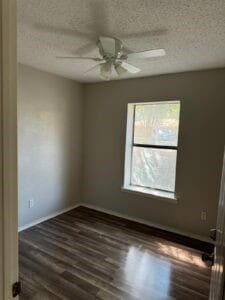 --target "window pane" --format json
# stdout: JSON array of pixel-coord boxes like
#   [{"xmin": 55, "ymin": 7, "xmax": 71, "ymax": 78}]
[
  {"xmin": 131, "ymin": 147, "xmax": 177, "ymax": 192},
  {"xmin": 134, "ymin": 103, "xmax": 180, "ymax": 146}
]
